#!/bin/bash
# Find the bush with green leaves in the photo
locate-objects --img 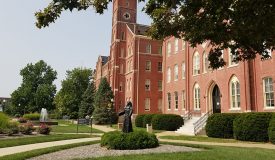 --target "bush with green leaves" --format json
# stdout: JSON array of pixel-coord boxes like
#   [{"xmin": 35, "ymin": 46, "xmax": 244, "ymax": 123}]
[
  {"xmin": 19, "ymin": 122, "xmax": 35, "ymax": 135},
  {"xmin": 233, "ymin": 112, "xmax": 273, "ymax": 142},
  {"xmin": 4, "ymin": 121, "xmax": 19, "ymax": 136},
  {"xmin": 23, "ymin": 113, "xmax": 40, "ymax": 121},
  {"xmin": 135, "ymin": 114, "xmax": 146, "ymax": 128},
  {"xmin": 101, "ymin": 131, "xmax": 159, "ymax": 150},
  {"xmin": 0, "ymin": 112, "xmax": 9, "ymax": 134},
  {"xmin": 206, "ymin": 113, "xmax": 240, "ymax": 138},
  {"xmin": 268, "ymin": 116, "xmax": 275, "ymax": 144},
  {"xmin": 152, "ymin": 114, "xmax": 183, "ymax": 131},
  {"xmin": 143, "ymin": 114, "xmax": 157, "ymax": 128}
]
